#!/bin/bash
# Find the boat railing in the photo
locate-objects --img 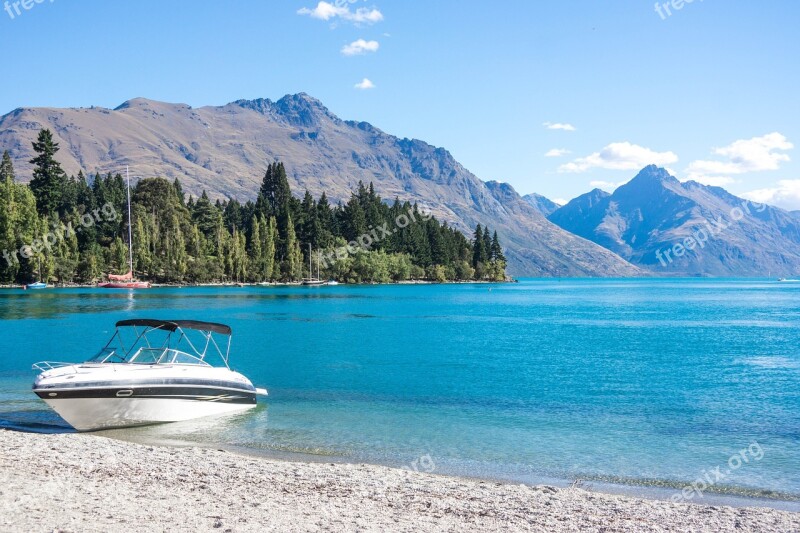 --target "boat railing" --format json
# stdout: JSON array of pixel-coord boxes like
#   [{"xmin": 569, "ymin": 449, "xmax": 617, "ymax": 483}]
[{"xmin": 32, "ymin": 361, "xmax": 79, "ymax": 373}]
